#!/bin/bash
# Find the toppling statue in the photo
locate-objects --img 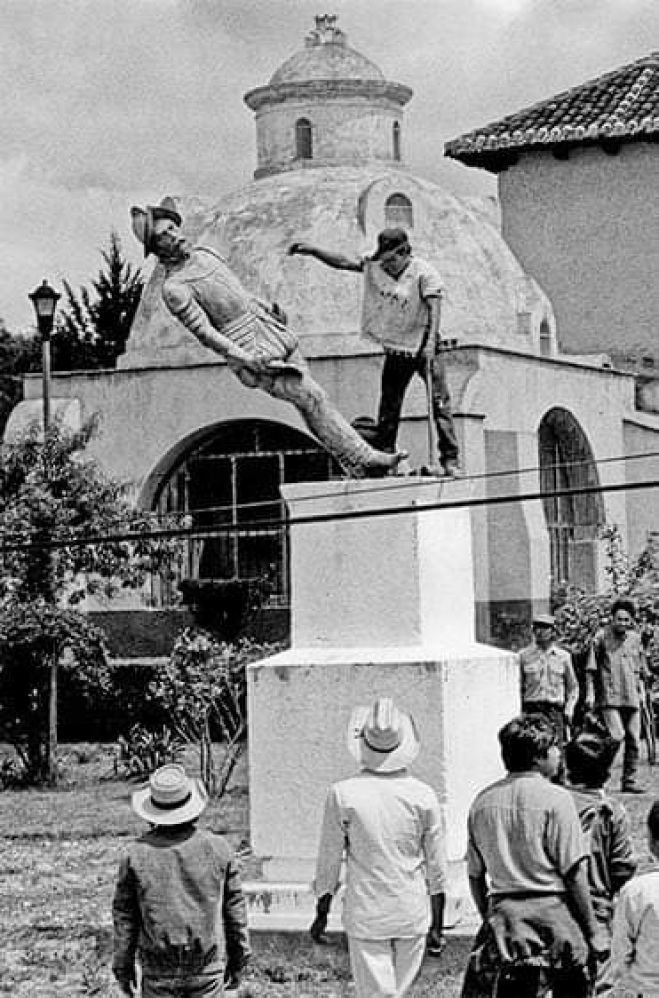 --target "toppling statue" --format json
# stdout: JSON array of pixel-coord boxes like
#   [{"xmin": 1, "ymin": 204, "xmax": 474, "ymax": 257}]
[{"xmin": 130, "ymin": 198, "xmax": 406, "ymax": 478}]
